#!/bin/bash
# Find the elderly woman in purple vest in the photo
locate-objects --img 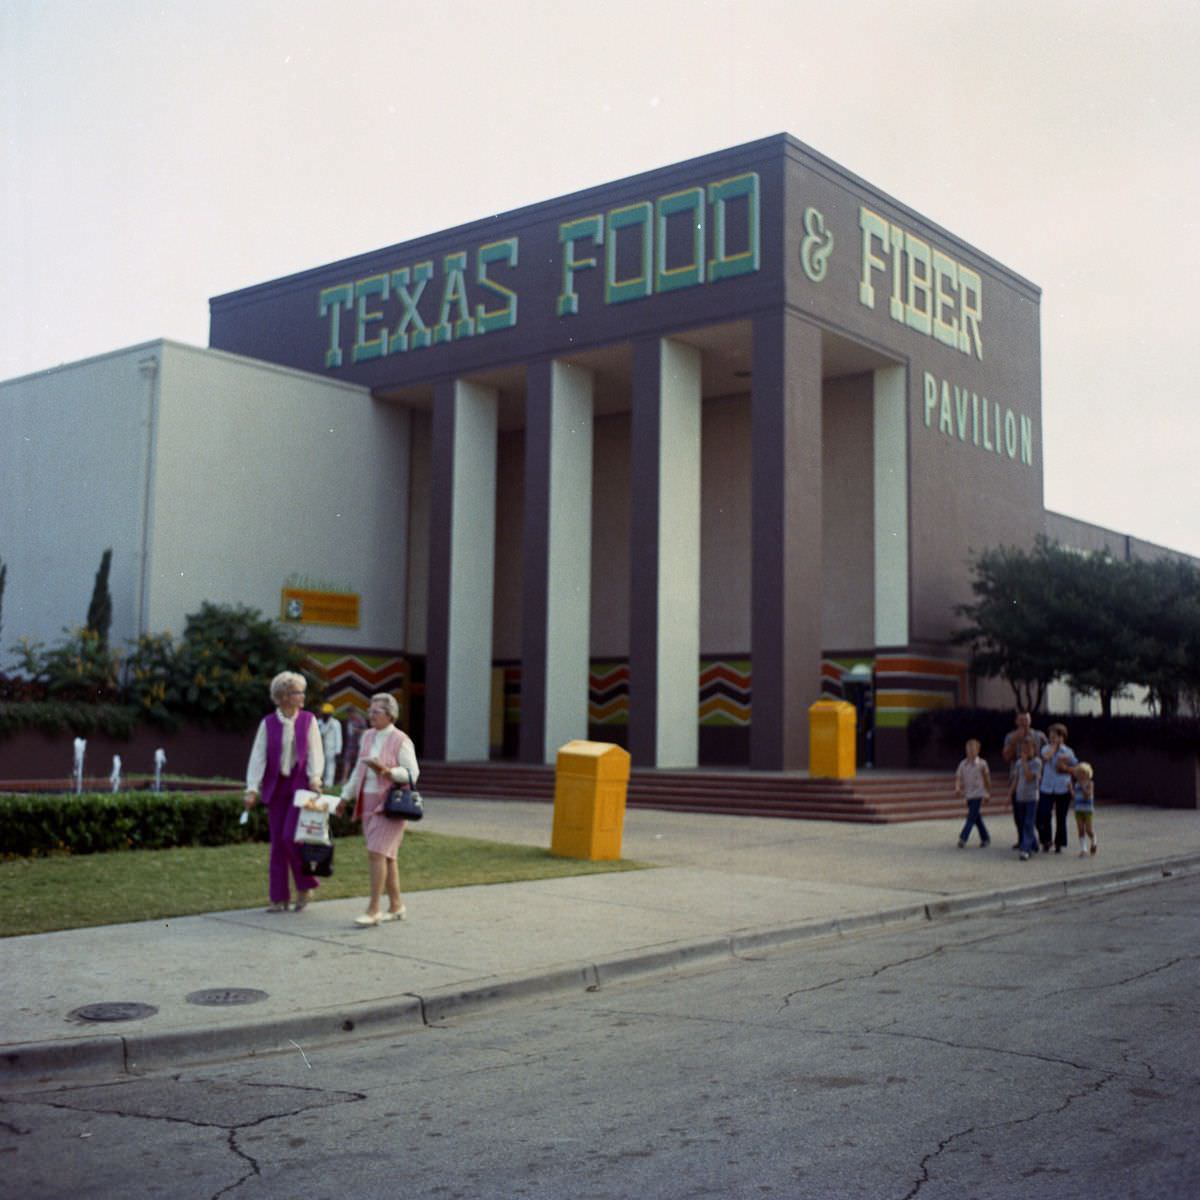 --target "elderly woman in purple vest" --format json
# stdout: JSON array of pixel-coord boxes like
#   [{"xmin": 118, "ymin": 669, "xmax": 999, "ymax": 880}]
[
  {"xmin": 244, "ymin": 671, "xmax": 325, "ymax": 912},
  {"xmin": 341, "ymin": 692, "xmax": 419, "ymax": 927}
]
